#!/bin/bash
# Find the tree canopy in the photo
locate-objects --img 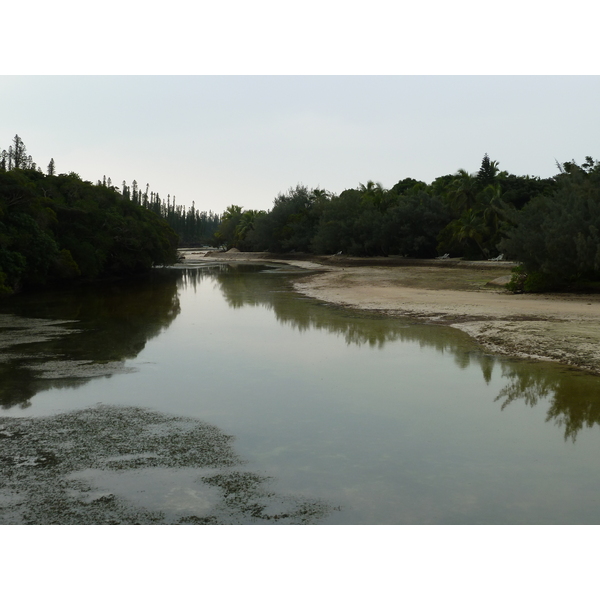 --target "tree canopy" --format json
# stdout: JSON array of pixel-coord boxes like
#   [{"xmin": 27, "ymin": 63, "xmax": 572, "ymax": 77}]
[
  {"xmin": 4, "ymin": 134, "xmax": 598, "ymax": 294},
  {"xmin": 0, "ymin": 136, "xmax": 180, "ymax": 295},
  {"xmin": 210, "ymin": 153, "xmax": 600, "ymax": 291},
  {"xmin": 213, "ymin": 154, "xmax": 557, "ymax": 262},
  {"xmin": 499, "ymin": 157, "xmax": 600, "ymax": 291}
]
